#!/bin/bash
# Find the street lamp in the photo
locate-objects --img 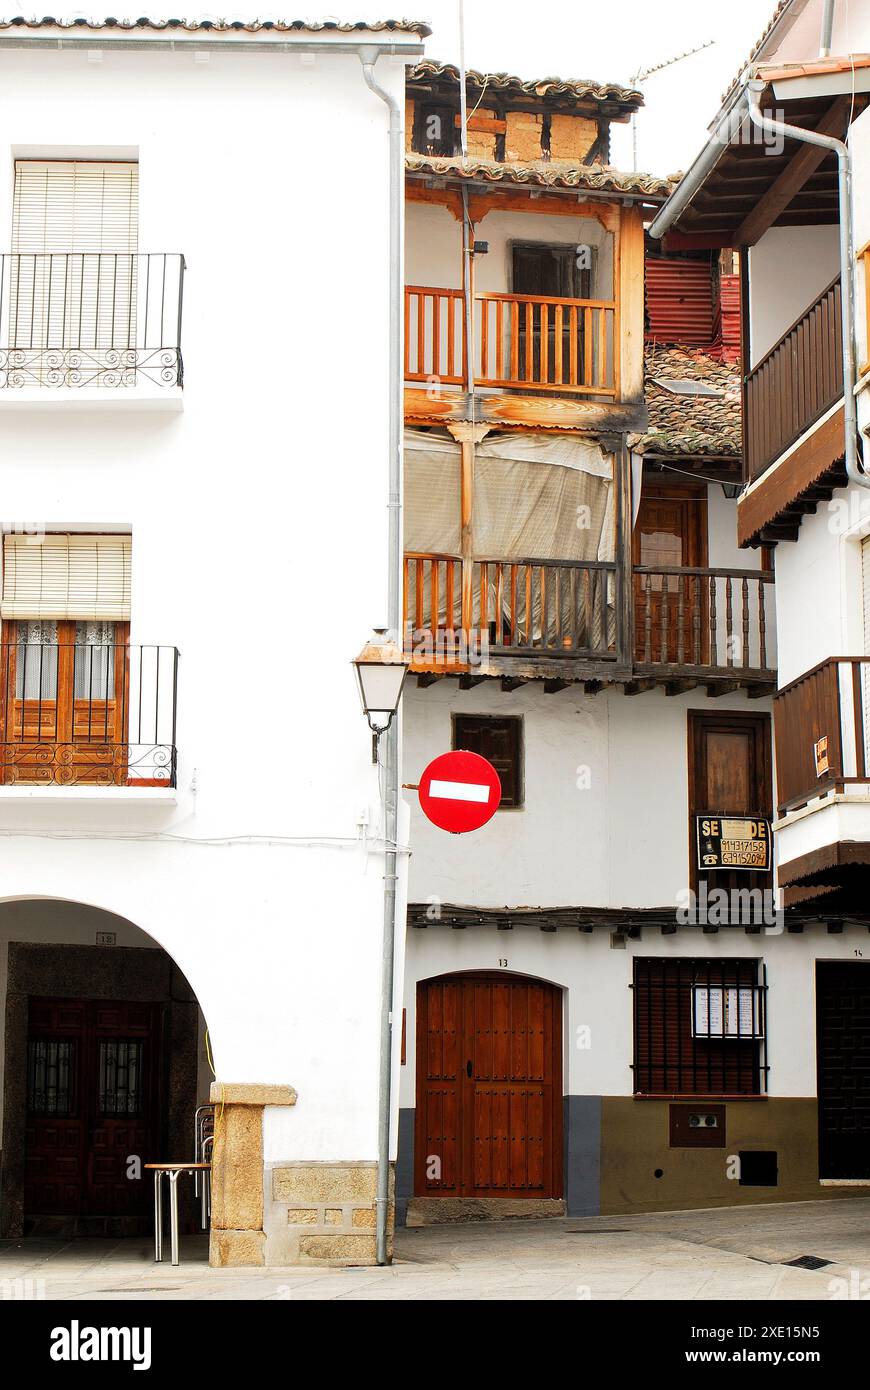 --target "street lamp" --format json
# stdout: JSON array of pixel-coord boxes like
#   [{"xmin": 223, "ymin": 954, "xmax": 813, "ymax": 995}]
[{"xmin": 352, "ymin": 629, "xmax": 409, "ymax": 757}]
